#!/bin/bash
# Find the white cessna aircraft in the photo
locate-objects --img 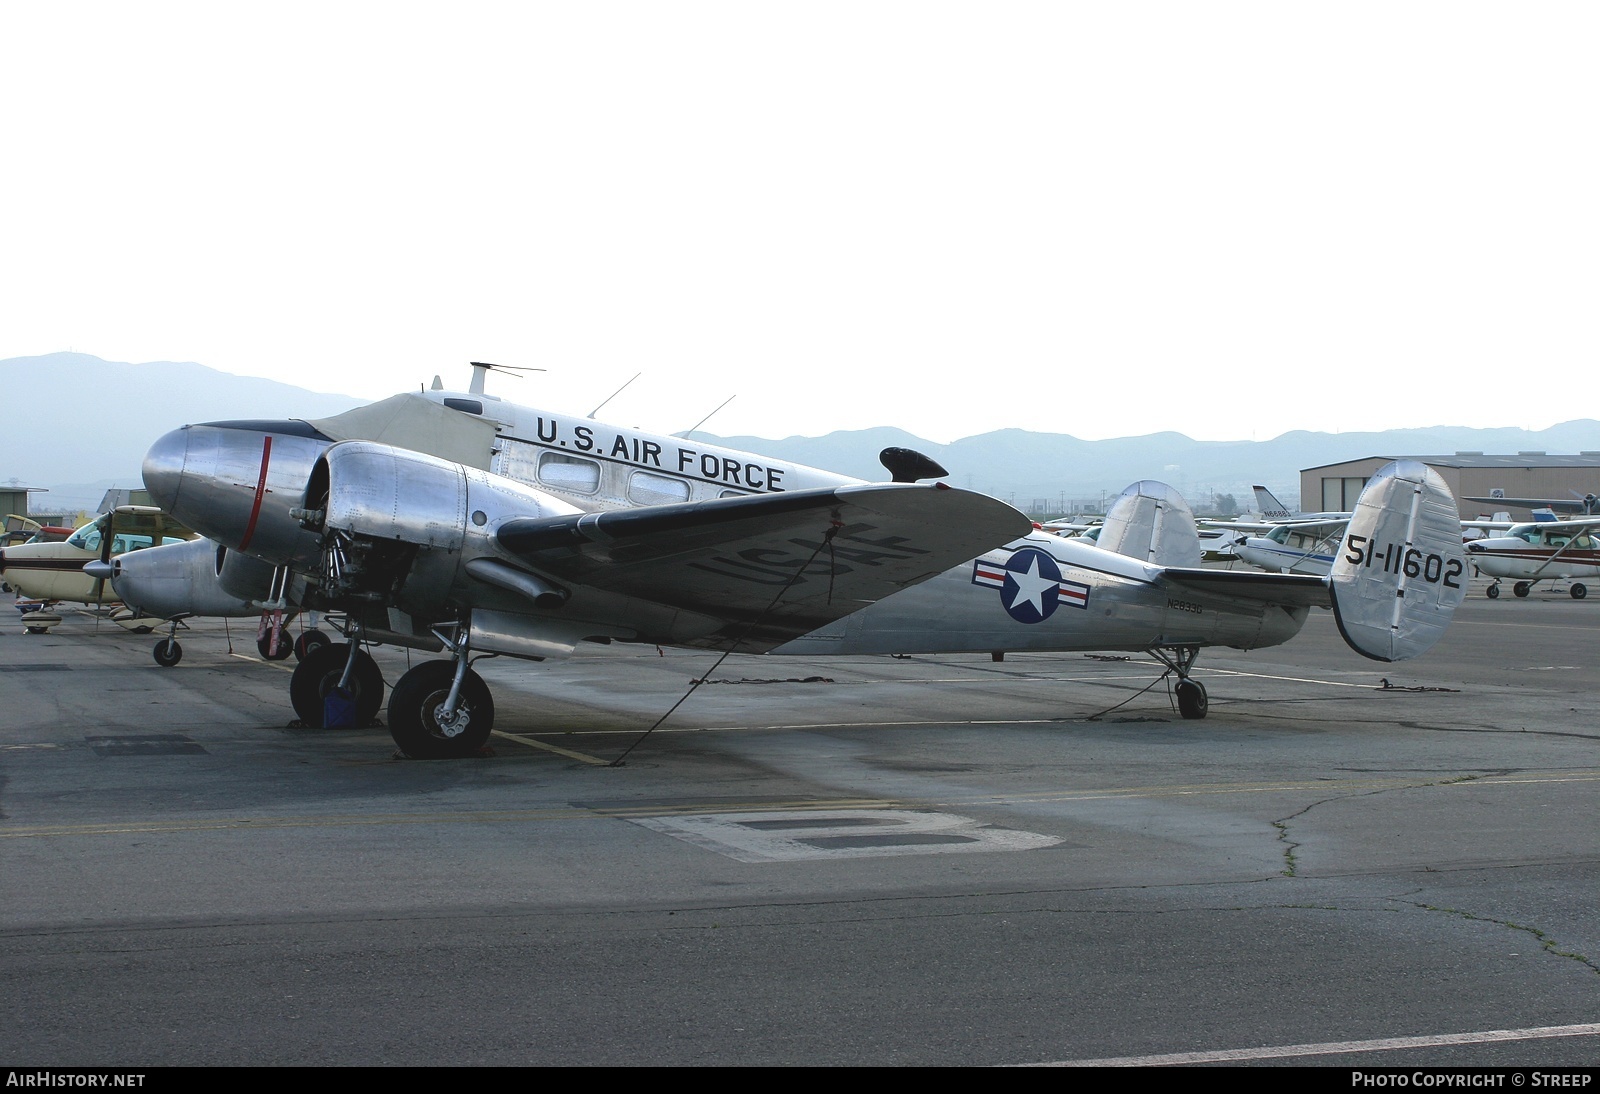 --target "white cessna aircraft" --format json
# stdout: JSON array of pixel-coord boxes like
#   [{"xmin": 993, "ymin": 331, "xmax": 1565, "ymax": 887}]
[
  {"xmin": 1464, "ymin": 518, "xmax": 1600, "ymax": 598},
  {"xmin": 133, "ymin": 365, "xmax": 1466, "ymax": 757}
]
